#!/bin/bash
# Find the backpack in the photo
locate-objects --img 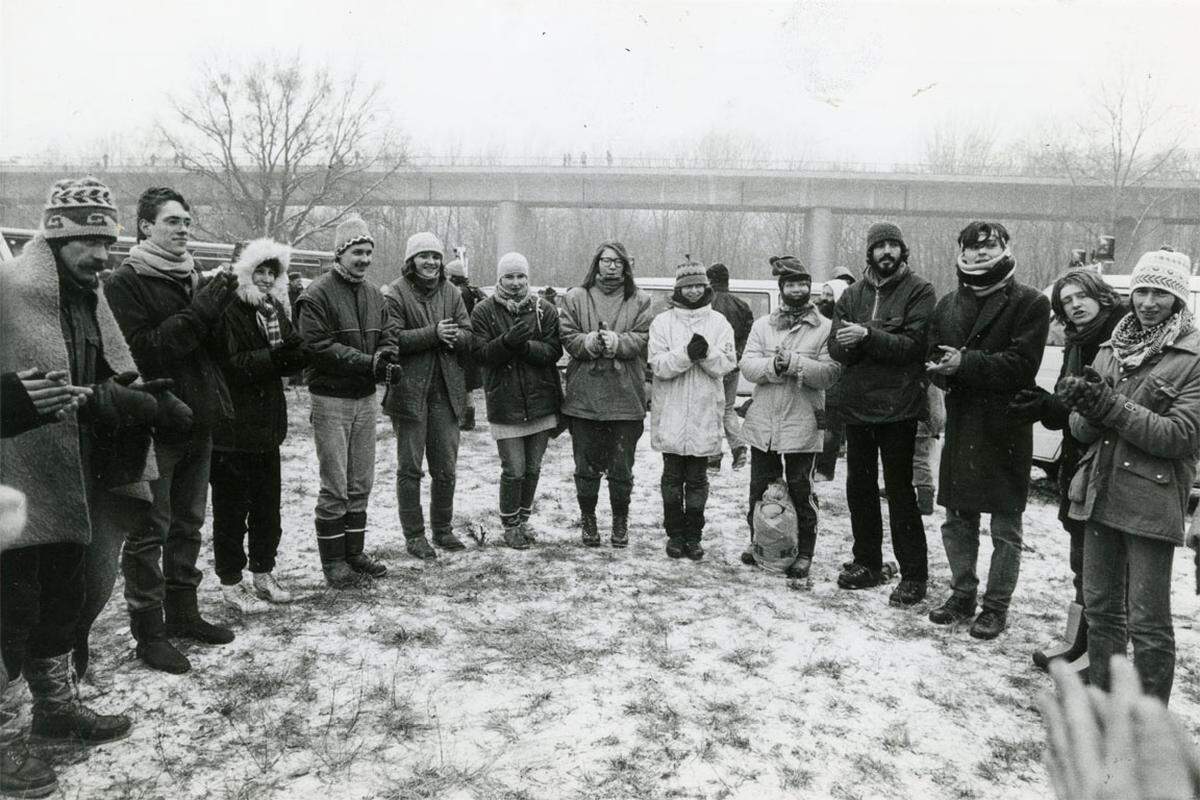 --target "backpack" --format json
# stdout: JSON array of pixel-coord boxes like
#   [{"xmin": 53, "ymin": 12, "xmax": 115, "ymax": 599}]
[{"xmin": 751, "ymin": 481, "xmax": 799, "ymax": 574}]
